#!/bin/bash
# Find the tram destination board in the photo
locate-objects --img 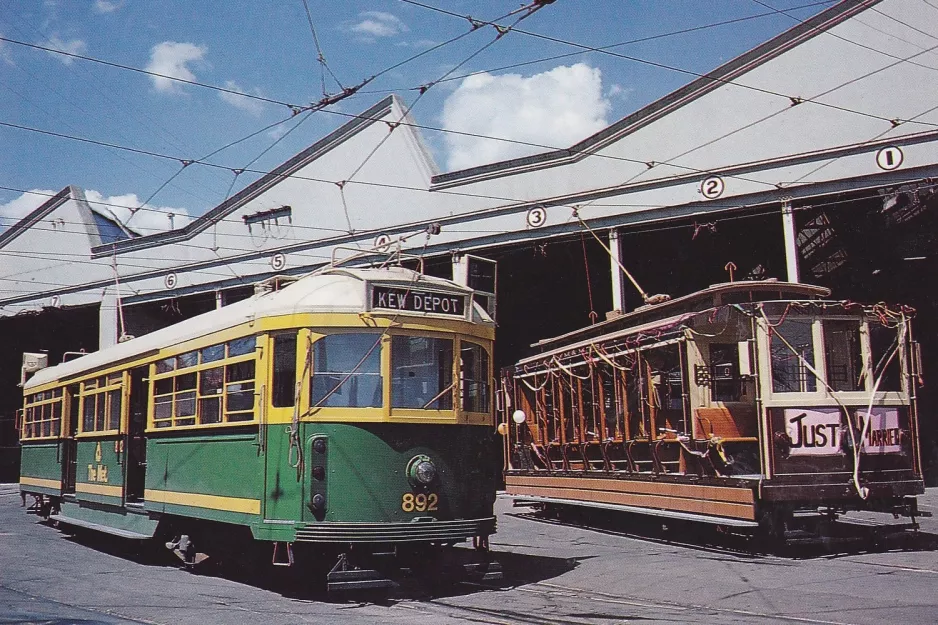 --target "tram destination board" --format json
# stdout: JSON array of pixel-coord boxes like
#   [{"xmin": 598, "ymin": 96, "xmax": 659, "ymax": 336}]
[{"xmin": 371, "ymin": 285, "xmax": 466, "ymax": 316}]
